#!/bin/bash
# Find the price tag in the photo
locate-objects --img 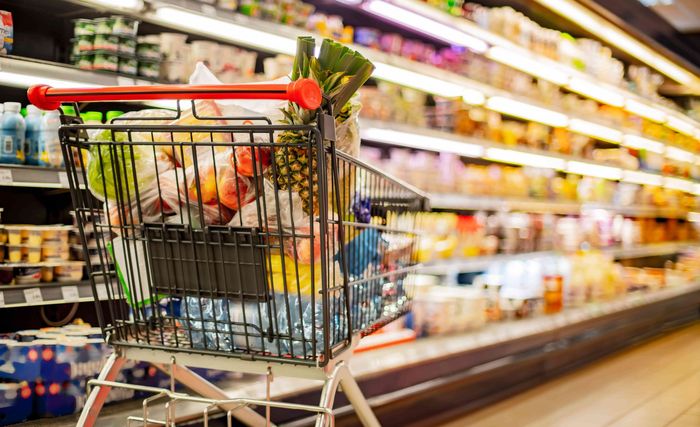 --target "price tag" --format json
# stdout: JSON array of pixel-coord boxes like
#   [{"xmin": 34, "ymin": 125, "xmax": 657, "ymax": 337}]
[
  {"xmin": 96, "ymin": 285, "xmax": 109, "ymax": 300},
  {"xmin": 0, "ymin": 292, "xmax": 5, "ymax": 308},
  {"xmin": 61, "ymin": 286, "xmax": 80, "ymax": 302},
  {"xmin": 201, "ymin": 4, "xmax": 217, "ymax": 16},
  {"xmin": 58, "ymin": 172, "xmax": 70, "ymax": 188},
  {"xmin": 23, "ymin": 288, "xmax": 43, "ymax": 304},
  {"xmin": 0, "ymin": 169, "xmax": 12, "ymax": 185}
]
